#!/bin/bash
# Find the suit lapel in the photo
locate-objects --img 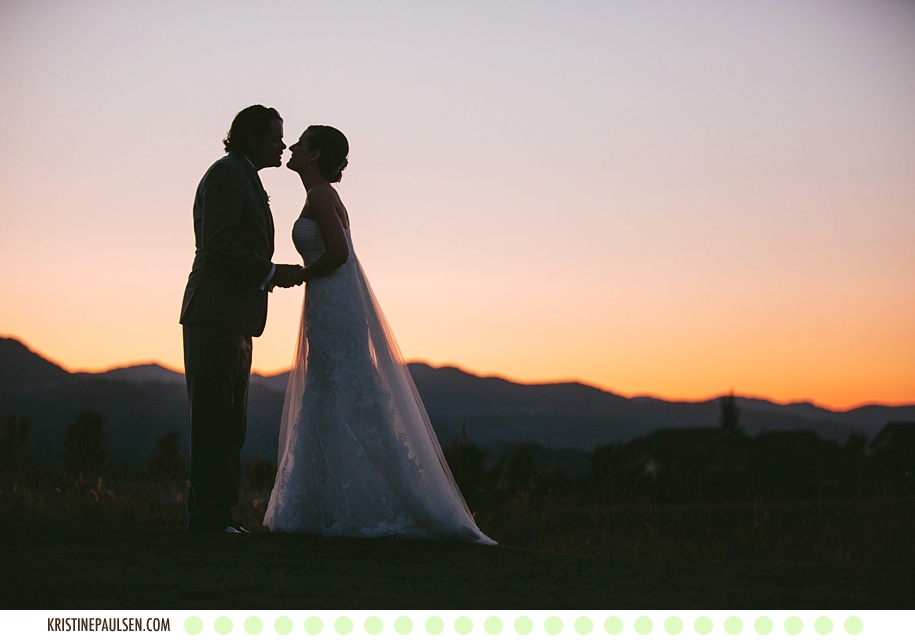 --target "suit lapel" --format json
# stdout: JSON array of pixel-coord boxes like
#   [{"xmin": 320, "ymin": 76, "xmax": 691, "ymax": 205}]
[{"xmin": 233, "ymin": 154, "xmax": 275, "ymax": 249}]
